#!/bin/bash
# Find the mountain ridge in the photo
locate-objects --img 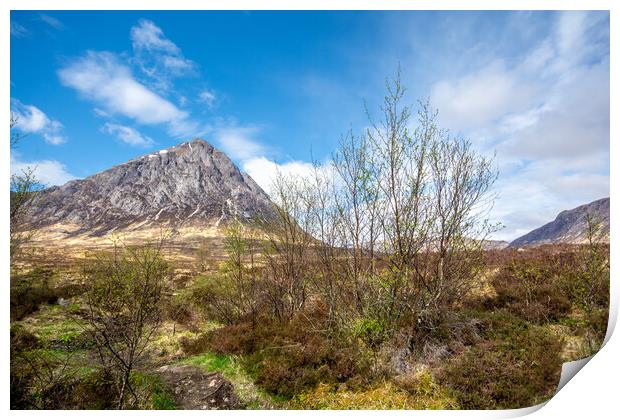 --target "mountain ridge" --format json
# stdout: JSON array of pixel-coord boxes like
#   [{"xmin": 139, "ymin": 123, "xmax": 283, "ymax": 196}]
[
  {"xmin": 29, "ymin": 138, "xmax": 276, "ymax": 241},
  {"xmin": 509, "ymin": 197, "xmax": 609, "ymax": 248}
]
